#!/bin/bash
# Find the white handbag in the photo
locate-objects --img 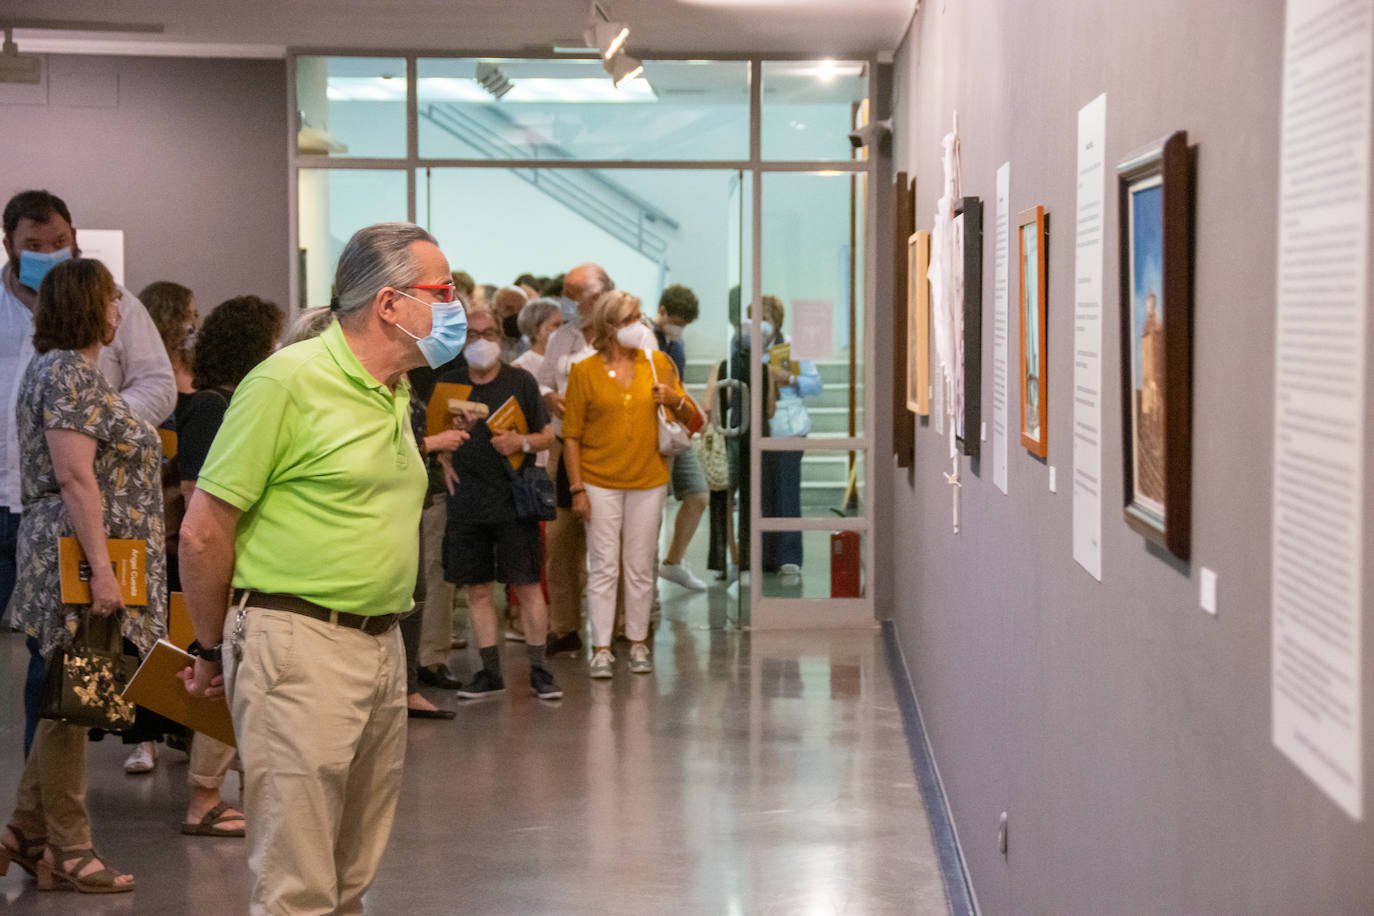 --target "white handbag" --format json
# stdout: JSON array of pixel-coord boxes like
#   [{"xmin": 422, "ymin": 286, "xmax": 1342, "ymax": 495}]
[{"xmin": 648, "ymin": 353, "xmax": 692, "ymax": 457}]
